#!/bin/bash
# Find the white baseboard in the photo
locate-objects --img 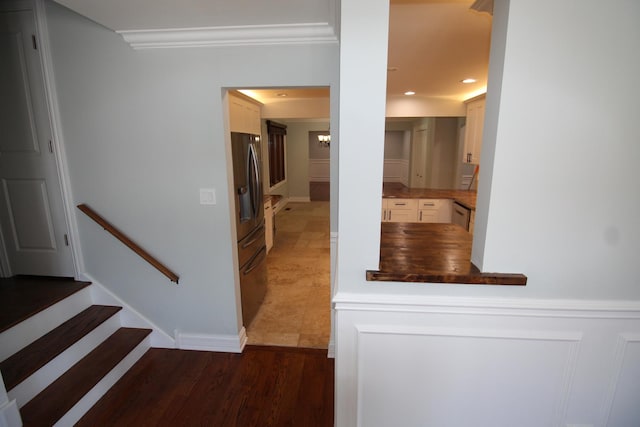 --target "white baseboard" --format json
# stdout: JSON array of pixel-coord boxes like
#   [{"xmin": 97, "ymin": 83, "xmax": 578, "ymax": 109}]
[
  {"xmin": 81, "ymin": 273, "xmax": 175, "ymax": 348},
  {"xmin": 288, "ymin": 196, "xmax": 311, "ymax": 202},
  {"xmin": 174, "ymin": 327, "xmax": 247, "ymax": 353},
  {"xmin": 327, "ymin": 340, "xmax": 335, "ymax": 359}
]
